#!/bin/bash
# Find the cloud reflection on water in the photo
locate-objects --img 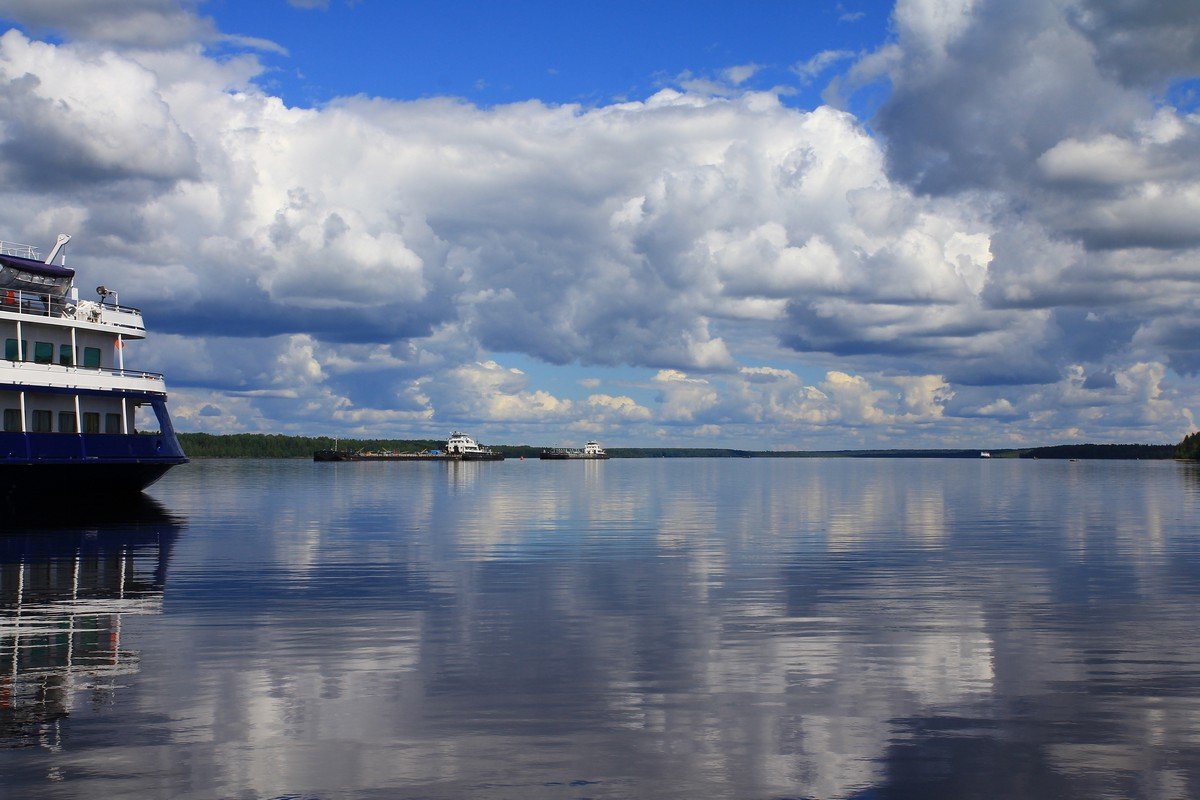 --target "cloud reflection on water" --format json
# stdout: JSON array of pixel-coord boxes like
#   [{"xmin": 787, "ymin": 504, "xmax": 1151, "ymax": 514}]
[{"xmin": 3, "ymin": 459, "xmax": 1197, "ymax": 799}]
